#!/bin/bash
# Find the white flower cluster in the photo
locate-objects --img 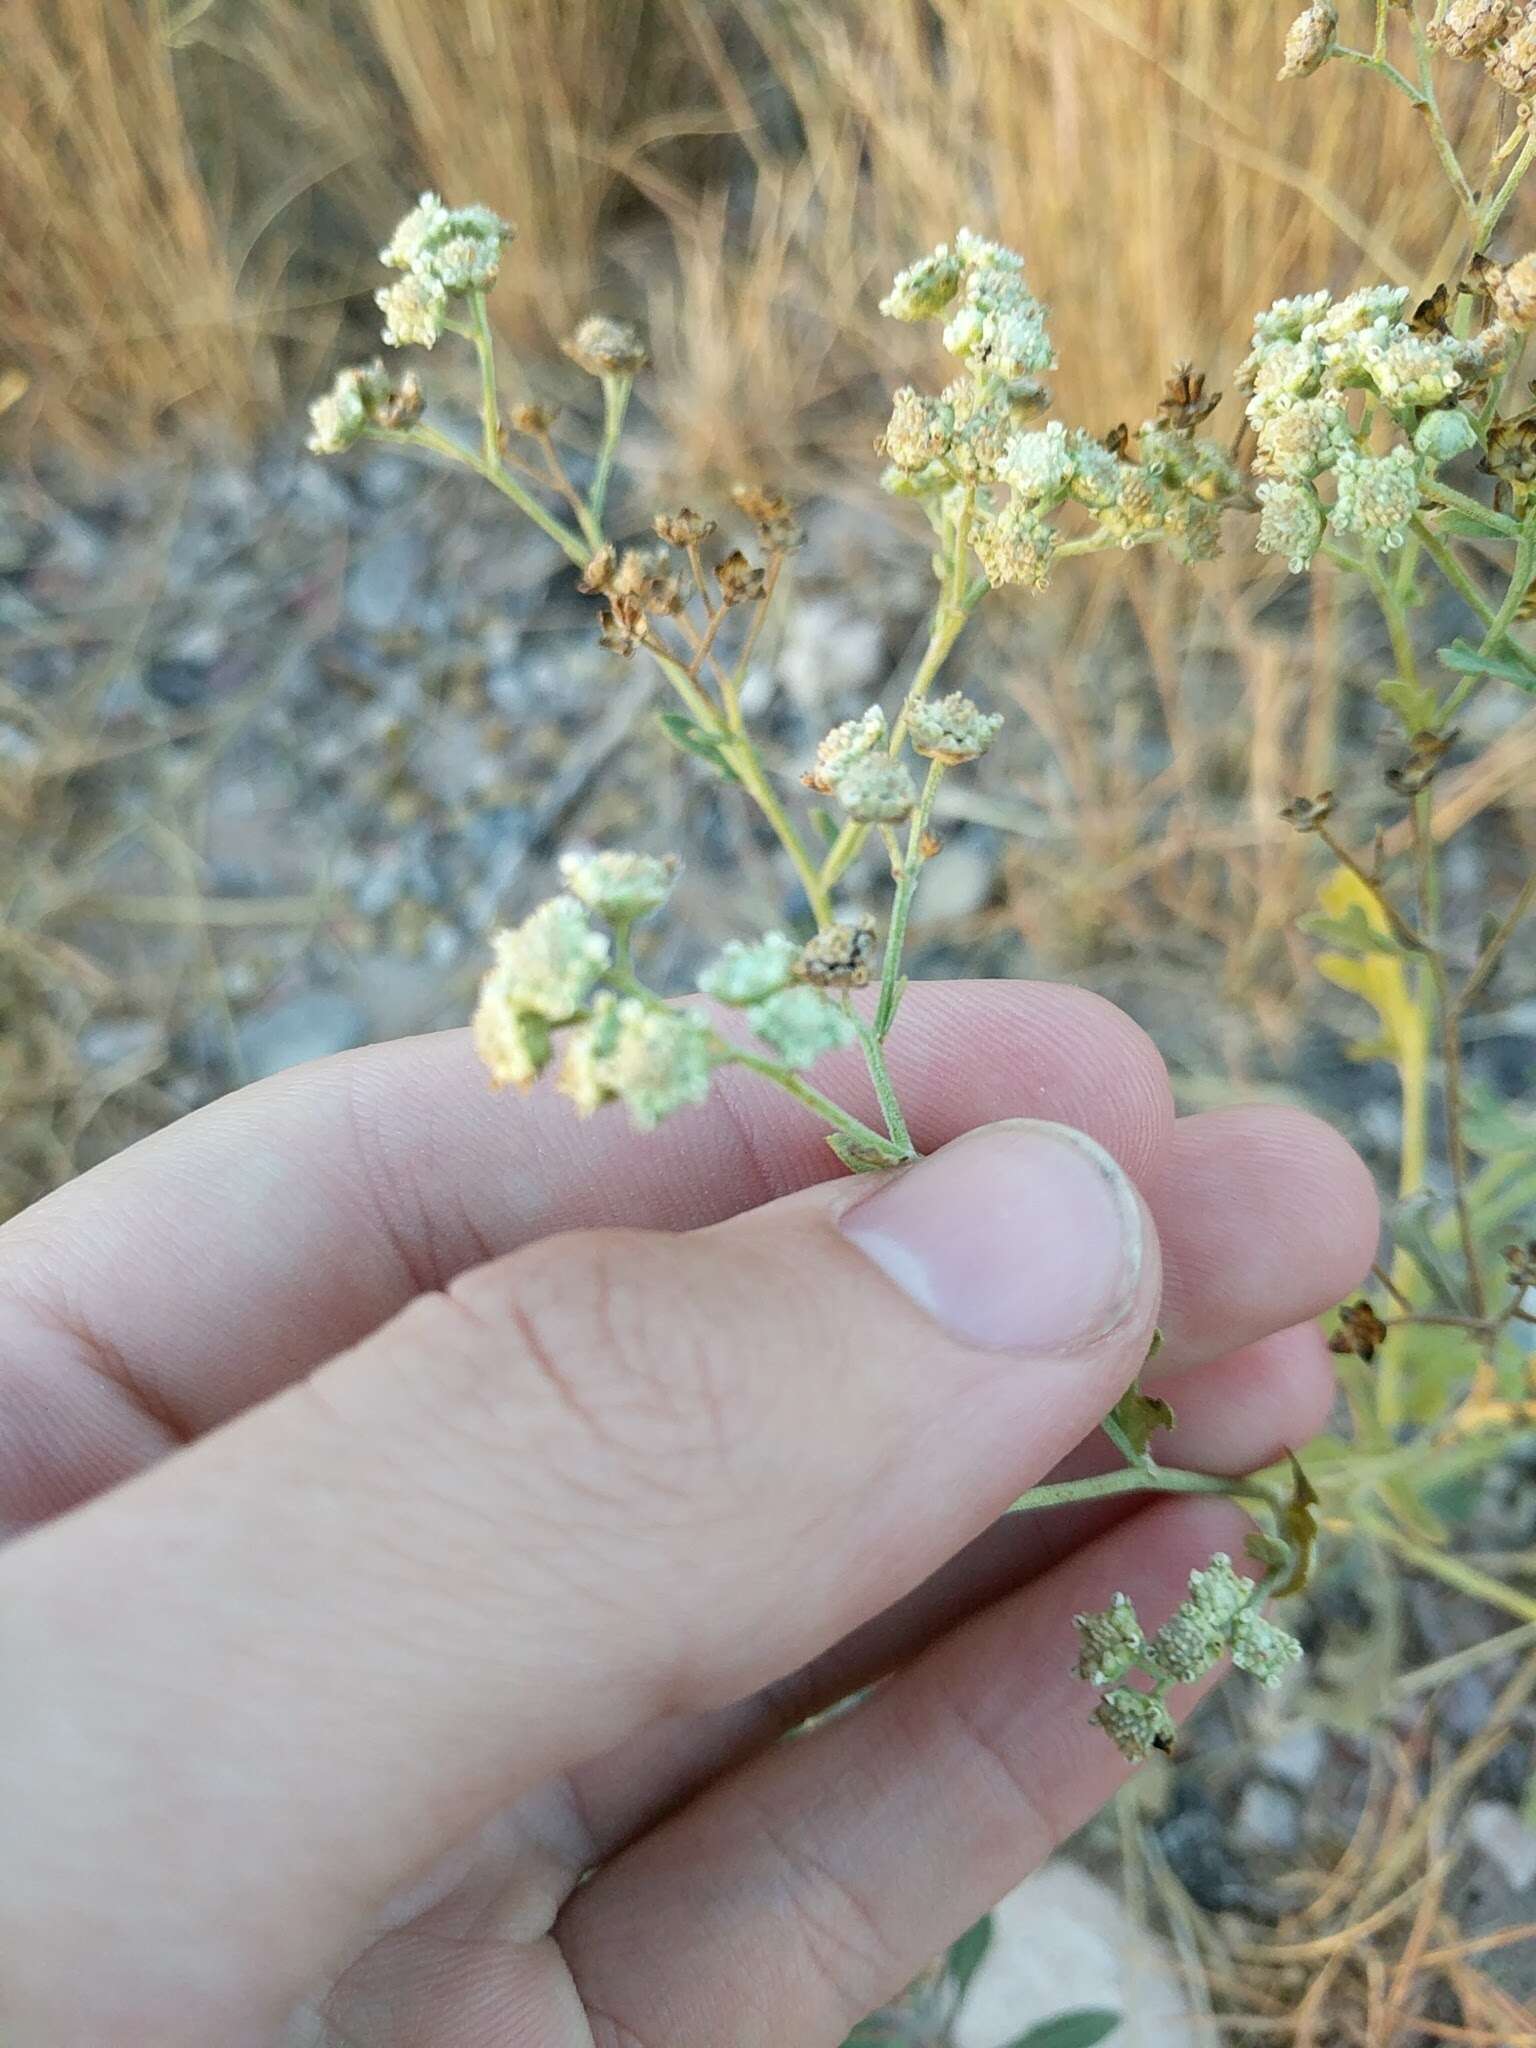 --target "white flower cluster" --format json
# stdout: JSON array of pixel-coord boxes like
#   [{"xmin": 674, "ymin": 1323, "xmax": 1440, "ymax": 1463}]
[
  {"xmin": 880, "ymin": 231, "xmax": 1240, "ymax": 588},
  {"xmin": 1241, "ymin": 283, "xmax": 1498, "ymax": 572},
  {"xmin": 1076, "ymin": 1552, "xmax": 1303, "ymax": 1763},
  {"xmin": 697, "ymin": 933, "xmax": 856, "ymax": 1070},
  {"xmin": 375, "ymin": 192, "xmax": 515, "ymax": 351}
]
